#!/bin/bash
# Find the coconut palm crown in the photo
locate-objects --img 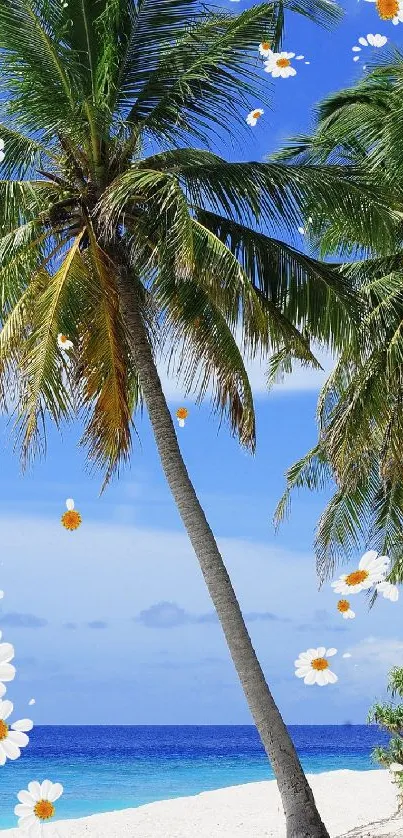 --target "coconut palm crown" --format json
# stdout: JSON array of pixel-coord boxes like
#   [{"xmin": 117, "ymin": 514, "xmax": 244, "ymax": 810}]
[
  {"xmin": 0, "ymin": 0, "xmax": 397, "ymax": 486},
  {"xmin": 273, "ymin": 51, "xmax": 403, "ymax": 587},
  {"xmin": 2, "ymin": 3, "xmax": 401, "ymax": 837}
]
